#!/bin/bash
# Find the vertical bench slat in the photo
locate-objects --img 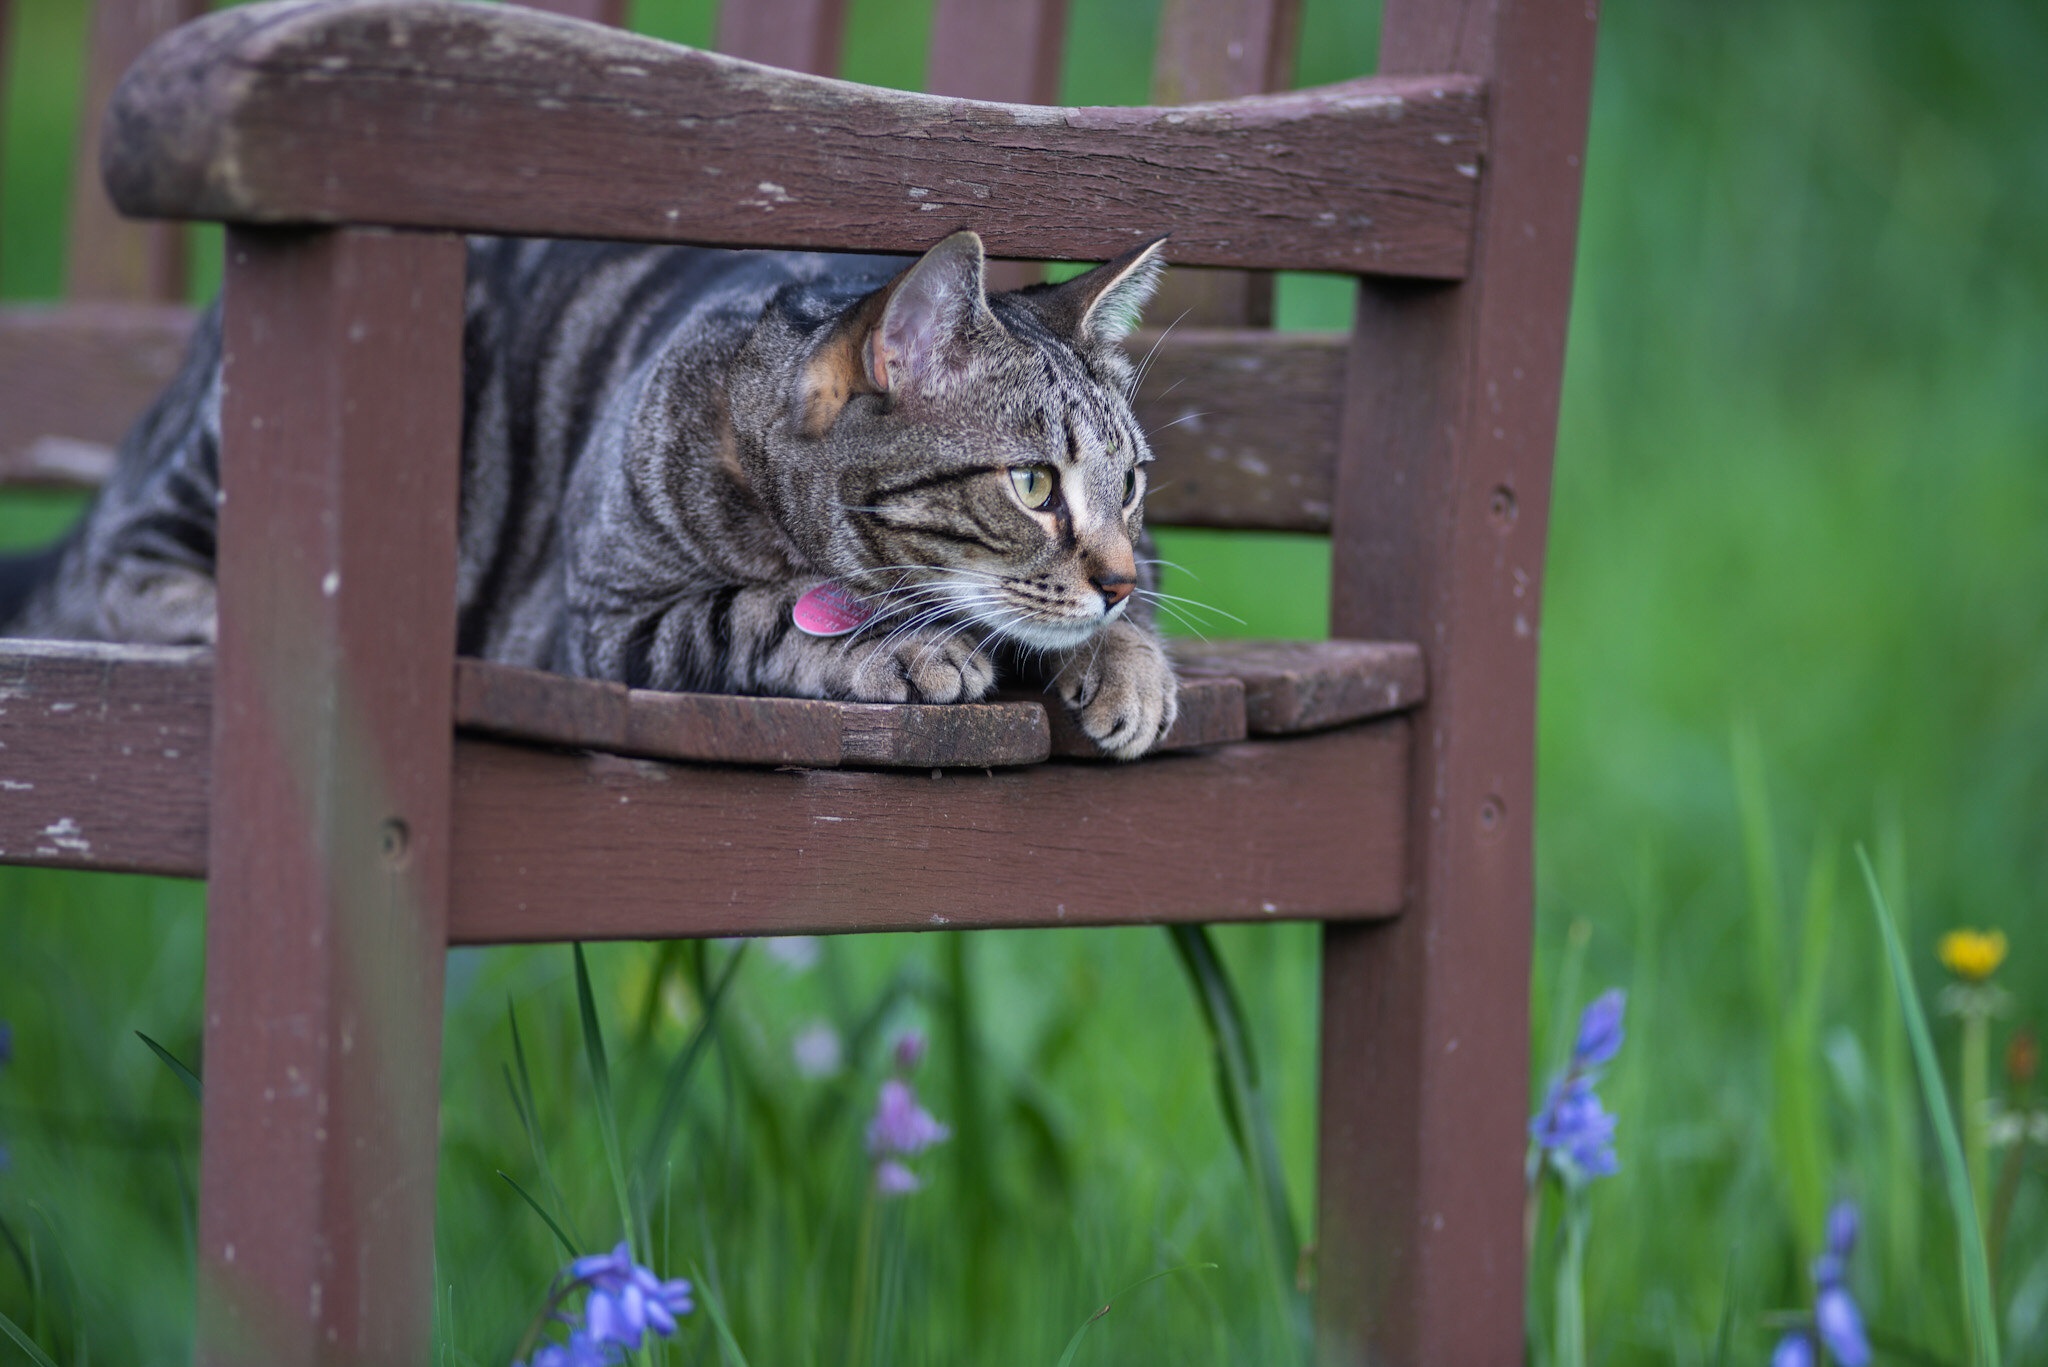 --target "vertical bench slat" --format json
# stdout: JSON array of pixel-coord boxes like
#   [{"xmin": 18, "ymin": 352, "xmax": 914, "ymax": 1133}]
[
  {"xmin": 199, "ymin": 227, "xmax": 465, "ymax": 1366},
  {"xmin": 513, "ymin": 0, "xmax": 629, "ymax": 23},
  {"xmin": 924, "ymin": 0, "xmax": 1070, "ymax": 289},
  {"xmin": 66, "ymin": 0, "xmax": 205, "ymax": 303},
  {"xmin": 1314, "ymin": 0, "xmax": 1598, "ymax": 1362},
  {"xmin": 716, "ymin": 0, "xmax": 849, "ymax": 76},
  {"xmin": 1147, "ymin": 0, "xmax": 1301, "ymax": 327}
]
